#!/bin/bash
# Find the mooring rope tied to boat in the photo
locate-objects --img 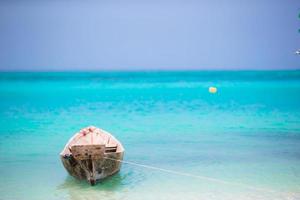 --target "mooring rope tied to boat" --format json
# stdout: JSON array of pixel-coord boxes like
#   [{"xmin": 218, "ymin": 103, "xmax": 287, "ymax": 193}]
[{"xmin": 104, "ymin": 157, "xmax": 291, "ymax": 197}]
